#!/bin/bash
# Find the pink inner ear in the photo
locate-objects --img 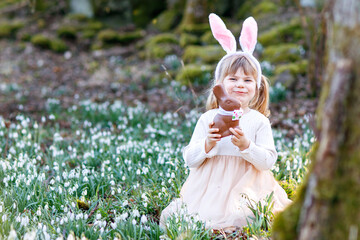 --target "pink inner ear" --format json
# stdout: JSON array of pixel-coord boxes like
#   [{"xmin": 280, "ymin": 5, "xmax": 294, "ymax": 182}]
[
  {"xmin": 239, "ymin": 17, "xmax": 258, "ymax": 54},
  {"xmin": 209, "ymin": 13, "xmax": 236, "ymax": 53}
]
